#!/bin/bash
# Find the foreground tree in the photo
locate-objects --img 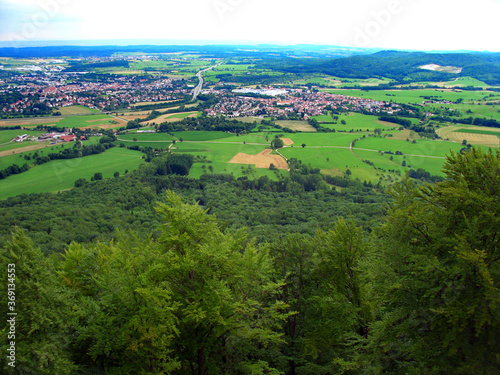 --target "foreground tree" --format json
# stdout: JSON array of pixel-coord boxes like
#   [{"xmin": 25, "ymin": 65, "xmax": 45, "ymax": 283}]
[
  {"xmin": 154, "ymin": 192, "xmax": 289, "ymax": 375},
  {"xmin": 369, "ymin": 148, "xmax": 500, "ymax": 374},
  {"xmin": 0, "ymin": 229, "xmax": 76, "ymax": 374},
  {"xmin": 61, "ymin": 192, "xmax": 289, "ymax": 374}
]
